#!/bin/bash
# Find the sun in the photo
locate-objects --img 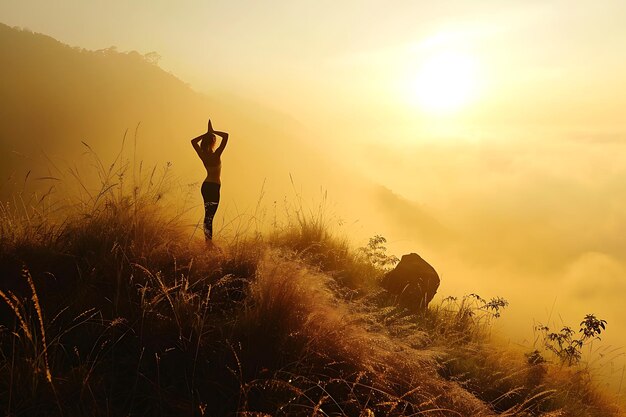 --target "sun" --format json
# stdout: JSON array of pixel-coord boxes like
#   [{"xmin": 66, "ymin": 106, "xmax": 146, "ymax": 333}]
[{"xmin": 411, "ymin": 50, "xmax": 479, "ymax": 115}]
